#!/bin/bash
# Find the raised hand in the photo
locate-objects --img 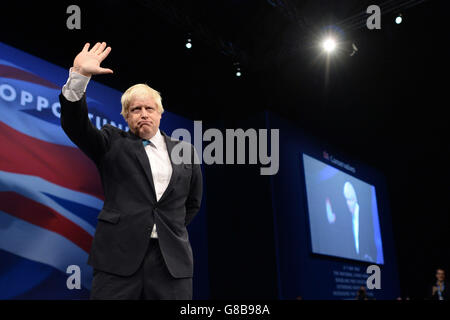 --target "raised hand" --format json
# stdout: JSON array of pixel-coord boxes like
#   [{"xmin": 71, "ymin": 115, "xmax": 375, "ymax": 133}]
[{"xmin": 72, "ymin": 42, "xmax": 113, "ymax": 77}]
